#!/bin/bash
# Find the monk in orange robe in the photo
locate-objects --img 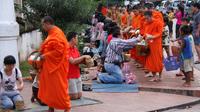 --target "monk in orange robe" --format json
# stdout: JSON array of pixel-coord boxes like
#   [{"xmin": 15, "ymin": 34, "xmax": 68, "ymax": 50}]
[
  {"xmin": 143, "ymin": 11, "xmax": 163, "ymax": 82},
  {"xmin": 130, "ymin": 7, "xmax": 141, "ymax": 59},
  {"xmin": 153, "ymin": 10, "xmax": 164, "ymax": 24},
  {"xmin": 131, "ymin": 6, "xmax": 142, "ymax": 30},
  {"xmin": 38, "ymin": 16, "xmax": 70, "ymax": 112},
  {"xmin": 136, "ymin": 11, "xmax": 147, "ymax": 66},
  {"xmin": 144, "ymin": 2, "xmax": 164, "ymax": 25},
  {"xmin": 121, "ymin": 9, "xmax": 128, "ymax": 28},
  {"xmin": 130, "ymin": 7, "xmax": 146, "ymax": 66}
]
